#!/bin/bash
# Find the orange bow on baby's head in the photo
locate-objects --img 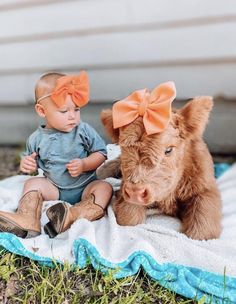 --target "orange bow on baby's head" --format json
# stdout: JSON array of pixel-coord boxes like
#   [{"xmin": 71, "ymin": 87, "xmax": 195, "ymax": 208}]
[
  {"xmin": 51, "ymin": 71, "xmax": 89, "ymax": 108},
  {"xmin": 36, "ymin": 71, "xmax": 90, "ymax": 107},
  {"xmin": 112, "ymin": 82, "xmax": 176, "ymax": 135}
]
